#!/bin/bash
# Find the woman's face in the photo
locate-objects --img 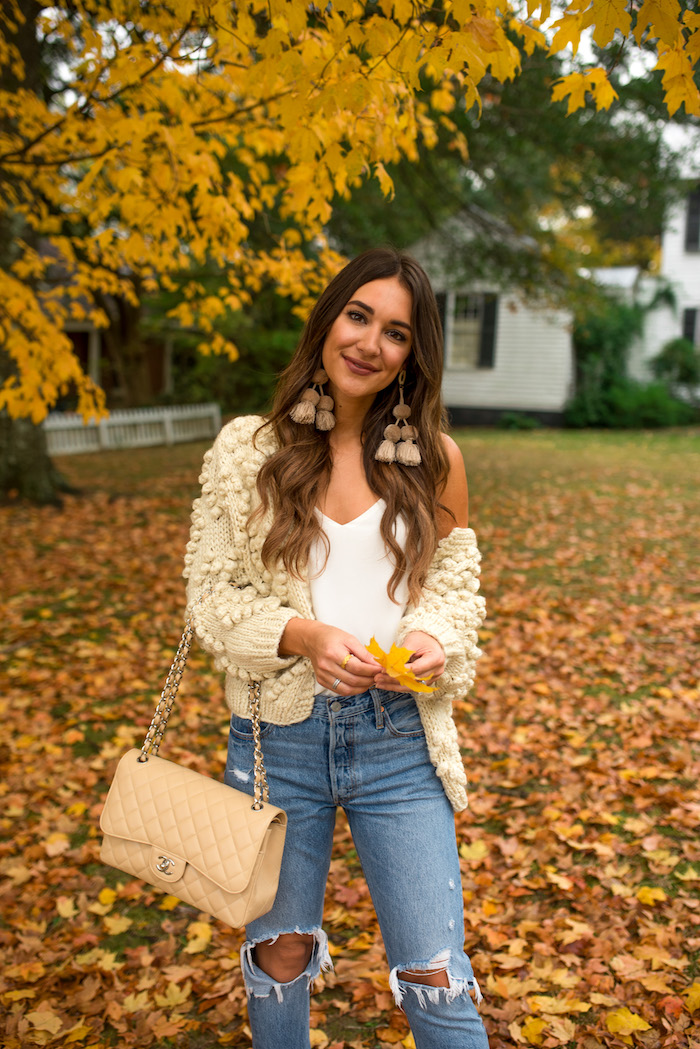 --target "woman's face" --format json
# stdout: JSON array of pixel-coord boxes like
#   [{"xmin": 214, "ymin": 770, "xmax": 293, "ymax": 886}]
[{"xmin": 321, "ymin": 276, "xmax": 413, "ymax": 408}]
